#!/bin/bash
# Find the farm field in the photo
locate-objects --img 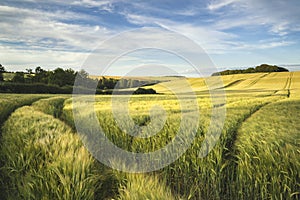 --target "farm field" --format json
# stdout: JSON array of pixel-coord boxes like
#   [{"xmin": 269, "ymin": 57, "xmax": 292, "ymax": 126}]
[{"xmin": 0, "ymin": 71, "xmax": 299, "ymax": 199}]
